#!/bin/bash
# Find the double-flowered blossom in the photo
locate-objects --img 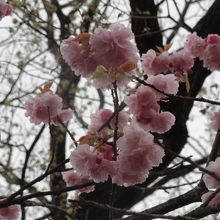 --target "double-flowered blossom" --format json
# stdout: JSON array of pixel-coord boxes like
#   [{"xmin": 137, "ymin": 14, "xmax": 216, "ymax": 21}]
[
  {"xmin": 185, "ymin": 33, "xmax": 220, "ymax": 71},
  {"xmin": 125, "ymin": 86, "xmax": 175, "ymax": 133},
  {"xmin": 112, "ymin": 123, "xmax": 164, "ymax": 186},
  {"xmin": 142, "ymin": 48, "xmax": 194, "ymax": 80},
  {"xmin": 0, "ymin": 202, "xmax": 20, "ymax": 220},
  {"xmin": 202, "ymin": 34, "xmax": 220, "ymax": 71},
  {"xmin": 60, "ymin": 23, "xmax": 138, "ymax": 89},
  {"xmin": 146, "ymin": 74, "xmax": 179, "ymax": 99},
  {"xmin": 88, "ymin": 109, "xmax": 129, "ymax": 140},
  {"xmin": 185, "ymin": 32, "xmax": 206, "ymax": 58},
  {"xmin": 203, "ymin": 157, "xmax": 220, "ymax": 189},
  {"xmin": 24, "ymin": 92, "xmax": 73, "ymax": 125},
  {"xmin": 70, "ymin": 144, "xmax": 116, "ymax": 183},
  {"xmin": 0, "ymin": 0, "xmax": 12, "ymax": 20},
  {"xmin": 62, "ymin": 170, "xmax": 95, "ymax": 193},
  {"xmin": 142, "ymin": 49, "xmax": 169, "ymax": 76}
]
